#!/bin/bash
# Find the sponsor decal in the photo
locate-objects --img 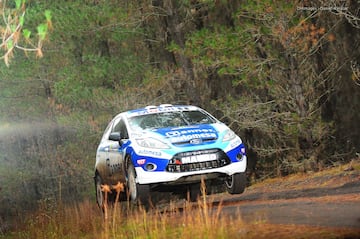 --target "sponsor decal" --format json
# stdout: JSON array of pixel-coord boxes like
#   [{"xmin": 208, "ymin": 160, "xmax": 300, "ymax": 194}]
[
  {"xmin": 169, "ymin": 132, "xmax": 217, "ymax": 143},
  {"xmin": 137, "ymin": 159, "xmax": 146, "ymax": 165},
  {"xmin": 165, "ymin": 128, "xmax": 215, "ymax": 136},
  {"xmin": 164, "ymin": 127, "xmax": 217, "ymax": 143},
  {"xmin": 182, "ymin": 153, "xmax": 217, "ymax": 164},
  {"xmin": 138, "ymin": 149, "xmax": 162, "ymax": 157},
  {"xmin": 165, "ymin": 131, "xmax": 181, "ymax": 137},
  {"xmin": 107, "ymin": 161, "xmax": 121, "ymax": 176},
  {"xmin": 190, "ymin": 138, "xmax": 202, "ymax": 144},
  {"xmin": 131, "ymin": 106, "xmax": 179, "ymax": 116}
]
